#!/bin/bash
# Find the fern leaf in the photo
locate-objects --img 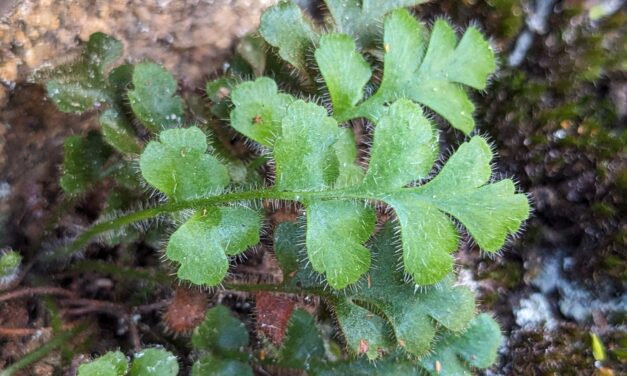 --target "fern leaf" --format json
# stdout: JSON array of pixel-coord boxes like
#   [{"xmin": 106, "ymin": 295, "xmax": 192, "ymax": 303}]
[{"xmin": 166, "ymin": 208, "xmax": 261, "ymax": 285}]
